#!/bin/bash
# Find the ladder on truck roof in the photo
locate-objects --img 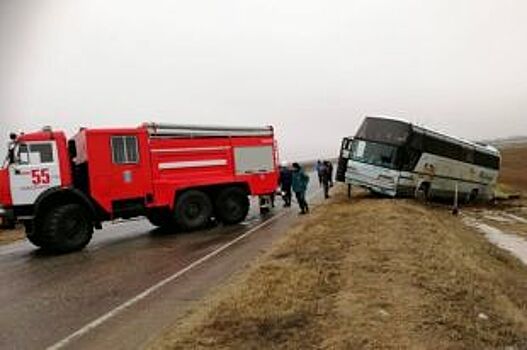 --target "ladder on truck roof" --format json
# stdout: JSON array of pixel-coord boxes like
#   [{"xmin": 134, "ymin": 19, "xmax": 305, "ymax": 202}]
[{"xmin": 144, "ymin": 122, "xmax": 274, "ymax": 138}]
